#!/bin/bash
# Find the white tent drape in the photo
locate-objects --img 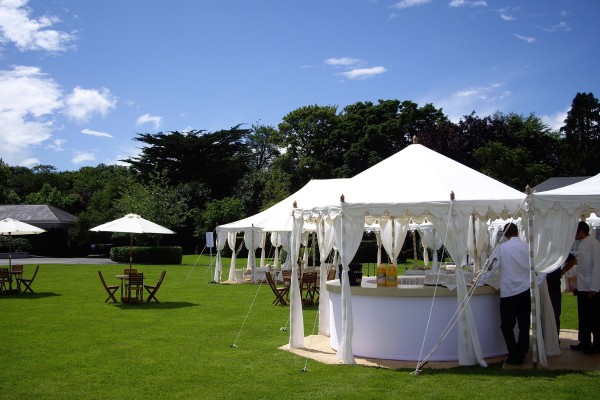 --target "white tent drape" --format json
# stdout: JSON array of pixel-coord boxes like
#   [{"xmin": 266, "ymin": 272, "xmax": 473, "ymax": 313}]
[
  {"xmin": 214, "ymin": 232, "xmax": 227, "ymax": 283},
  {"xmin": 280, "ymin": 232, "xmax": 292, "ymax": 270},
  {"xmin": 301, "ymin": 231, "xmax": 310, "ymax": 268},
  {"xmin": 259, "ymin": 232, "xmax": 267, "ymax": 269},
  {"xmin": 380, "ymin": 217, "xmax": 409, "ymax": 265},
  {"xmin": 227, "ymin": 231, "xmax": 238, "ymax": 282},
  {"xmin": 431, "ymin": 204, "xmax": 486, "ymax": 366},
  {"xmin": 288, "ymin": 213, "xmax": 305, "ymax": 349},
  {"xmin": 467, "ymin": 215, "xmax": 490, "ymax": 272},
  {"xmin": 317, "ymin": 217, "xmax": 336, "ymax": 336},
  {"xmin": 332, "ymin": 207, "xmax": 364, "ymax": 364},
  {"xmin": 270, "ymin": 232, "xmax": 281, "ymax": 269},
  {"xmin": 418, "ymin": 222, "xmax": 443, "ymax": 271},
  {"xmin": 244, "ymin": 227, "xmax": 262, "ymax": 283}
]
